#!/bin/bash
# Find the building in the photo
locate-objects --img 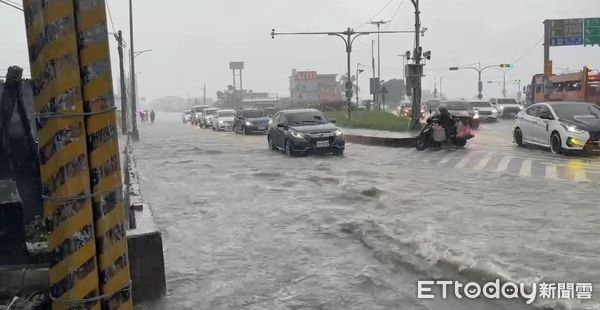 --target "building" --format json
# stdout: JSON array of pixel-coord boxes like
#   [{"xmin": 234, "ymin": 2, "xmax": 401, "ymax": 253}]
[{"xmin": 289, "ymin": 69, "xmax": 343, "ymax": 106}]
